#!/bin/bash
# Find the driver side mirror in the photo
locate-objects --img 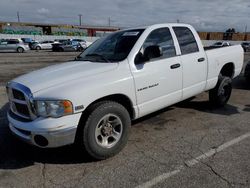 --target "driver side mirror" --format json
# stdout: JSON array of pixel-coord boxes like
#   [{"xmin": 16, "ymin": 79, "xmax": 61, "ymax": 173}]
[{"xmin": 135, "ymin": 45, "xmax": 162, "ymax": 65}]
